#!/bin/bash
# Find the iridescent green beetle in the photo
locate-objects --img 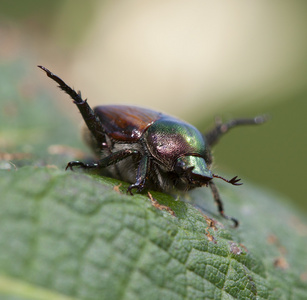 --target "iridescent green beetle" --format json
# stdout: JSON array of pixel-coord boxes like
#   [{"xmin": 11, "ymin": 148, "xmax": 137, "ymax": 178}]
[{"xmin": 39, "ymin": 65, "xmax": 266, "ymax": 227}]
